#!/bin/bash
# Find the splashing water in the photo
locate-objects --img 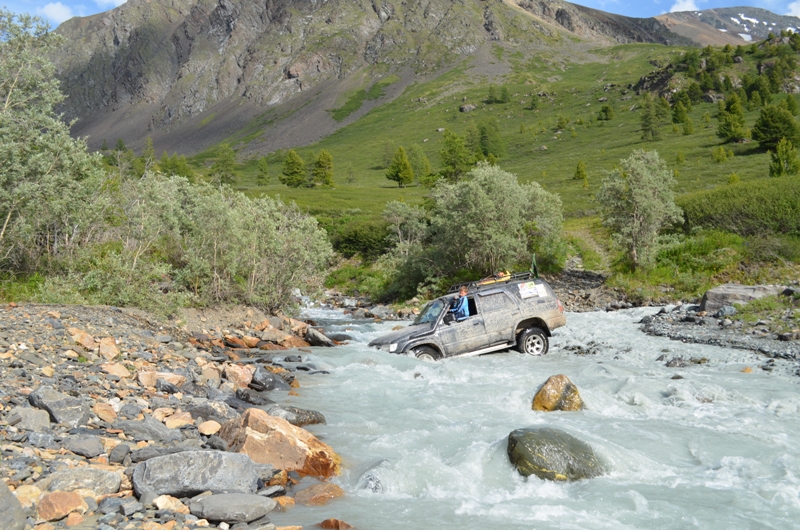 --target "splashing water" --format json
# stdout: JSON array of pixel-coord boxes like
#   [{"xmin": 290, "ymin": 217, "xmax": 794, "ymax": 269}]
[{"xmin": 267, "ymin": 308, "xmax": 800, "ymax": 529}]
